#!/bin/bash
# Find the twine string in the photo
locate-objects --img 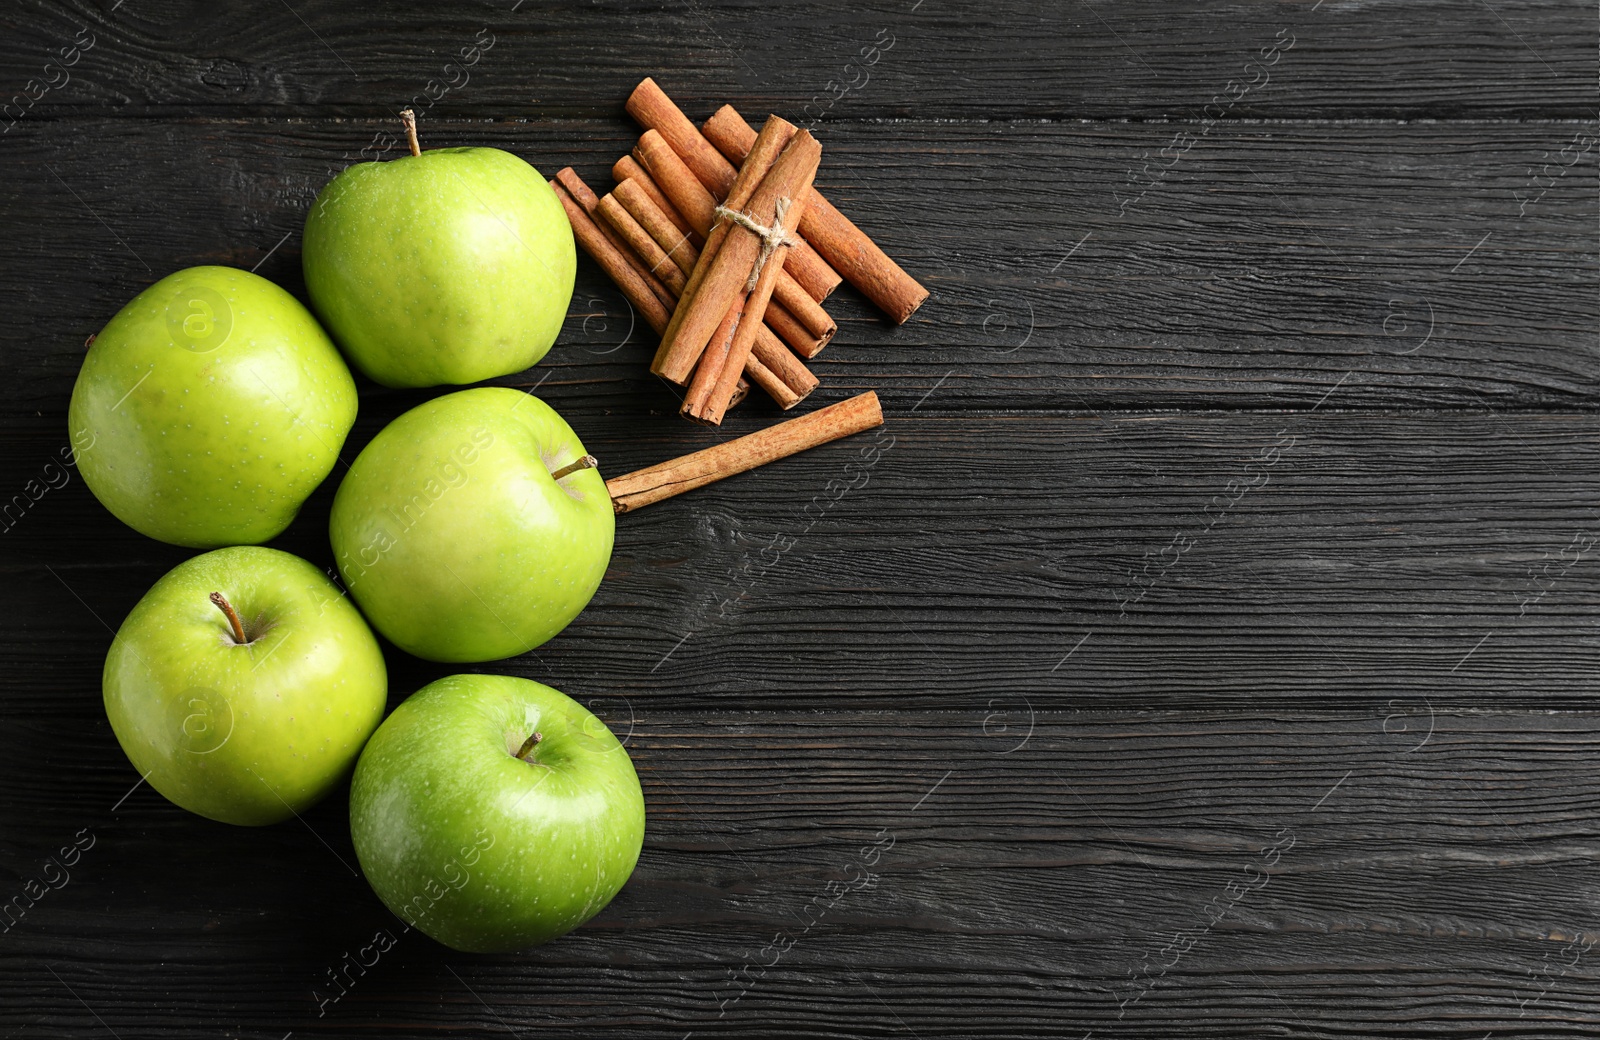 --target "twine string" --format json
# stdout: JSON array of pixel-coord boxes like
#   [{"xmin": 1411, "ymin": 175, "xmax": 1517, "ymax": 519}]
[{"xmin": 714, "ymin": 196, "xmax": 799, "ymax": 290}]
